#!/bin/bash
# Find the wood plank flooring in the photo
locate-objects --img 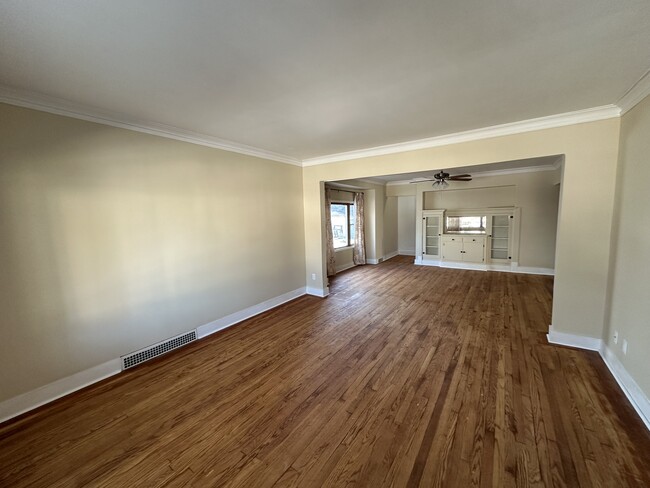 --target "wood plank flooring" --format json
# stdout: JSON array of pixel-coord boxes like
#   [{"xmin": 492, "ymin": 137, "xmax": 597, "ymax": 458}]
[{"xmin": 1, "ymin": 255, "xmax": 649, "ymax": 487}]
